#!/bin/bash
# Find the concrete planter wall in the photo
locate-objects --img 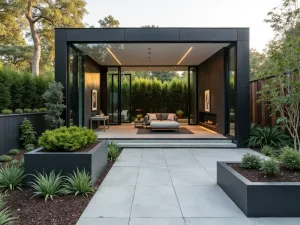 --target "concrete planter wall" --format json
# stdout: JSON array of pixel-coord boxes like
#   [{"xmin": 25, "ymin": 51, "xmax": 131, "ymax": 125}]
[
  {"xmin": 24, "ymin": 141, "xmax": 108, "ymax": 185},
  {"xmin": 0, "ymin": 113, "xmax": 48, "ymax": 154},
  {"xmin": 217, "ymin": 162, "xmax": 300, "ymax": 217}
]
